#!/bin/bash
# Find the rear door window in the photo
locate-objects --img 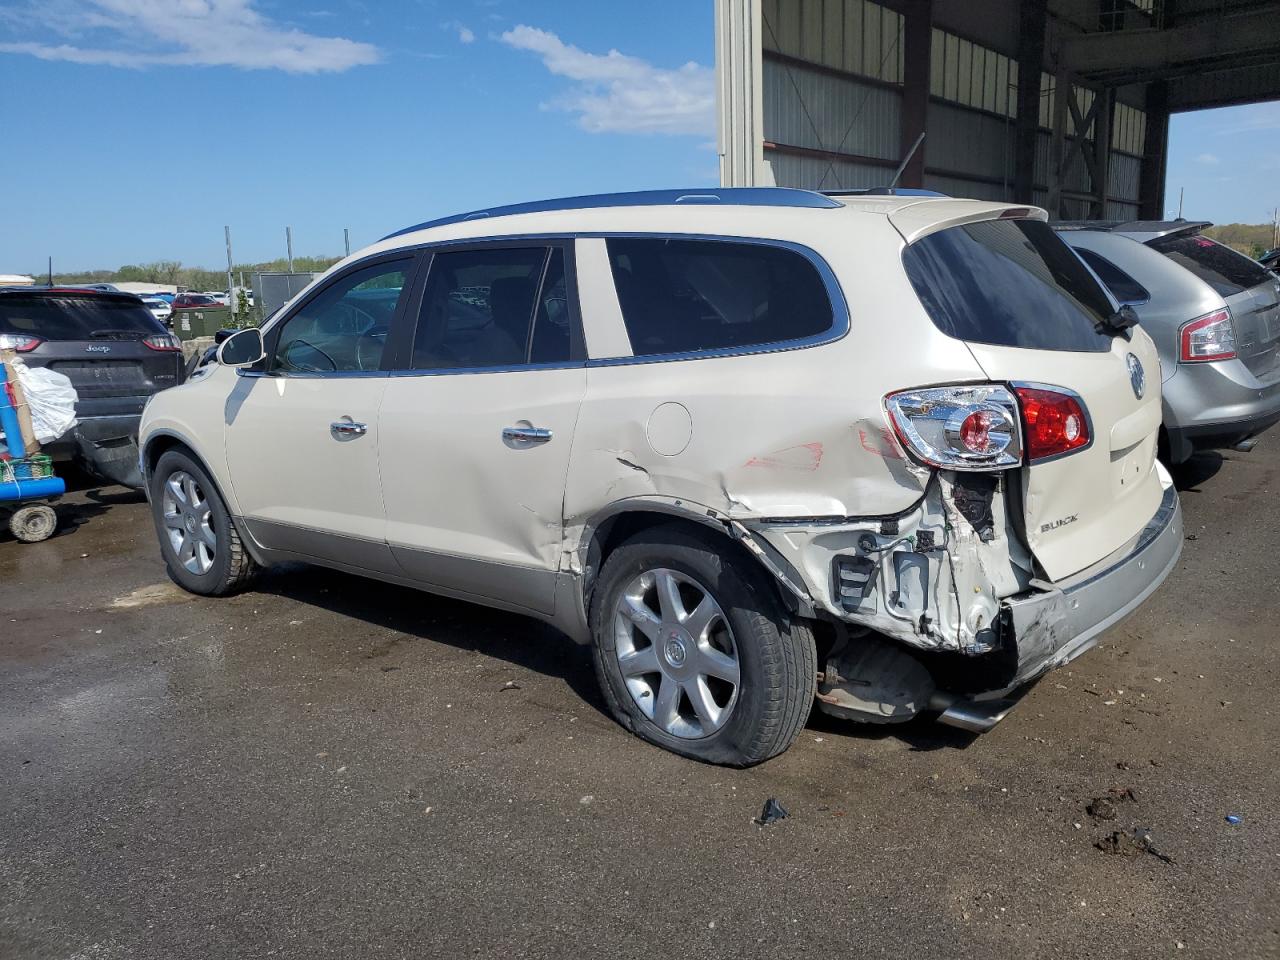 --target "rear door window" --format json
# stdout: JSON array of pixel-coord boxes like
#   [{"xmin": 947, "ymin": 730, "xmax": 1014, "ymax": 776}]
[
  {"xmin": 1147, "ymin": 234, "xmax": 1273, "ymax": 298},
  {"xmin": 1074, "ymin": 248, "xmax": 1150, "ymax": 304},
  {"xmin": 902, "ymin": 218, "xmax": 1115, "ymax": 352},
  {"xmin": 0, "ymin": 295, "xmax": 162, "ymax": 339},
  {"xmin": 605, "ymin": 237, "xmax": 833, "ymax": 357},
  {"xmin": 410, "ymin": 246, "xmax": 573, "ymax": 369}
]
